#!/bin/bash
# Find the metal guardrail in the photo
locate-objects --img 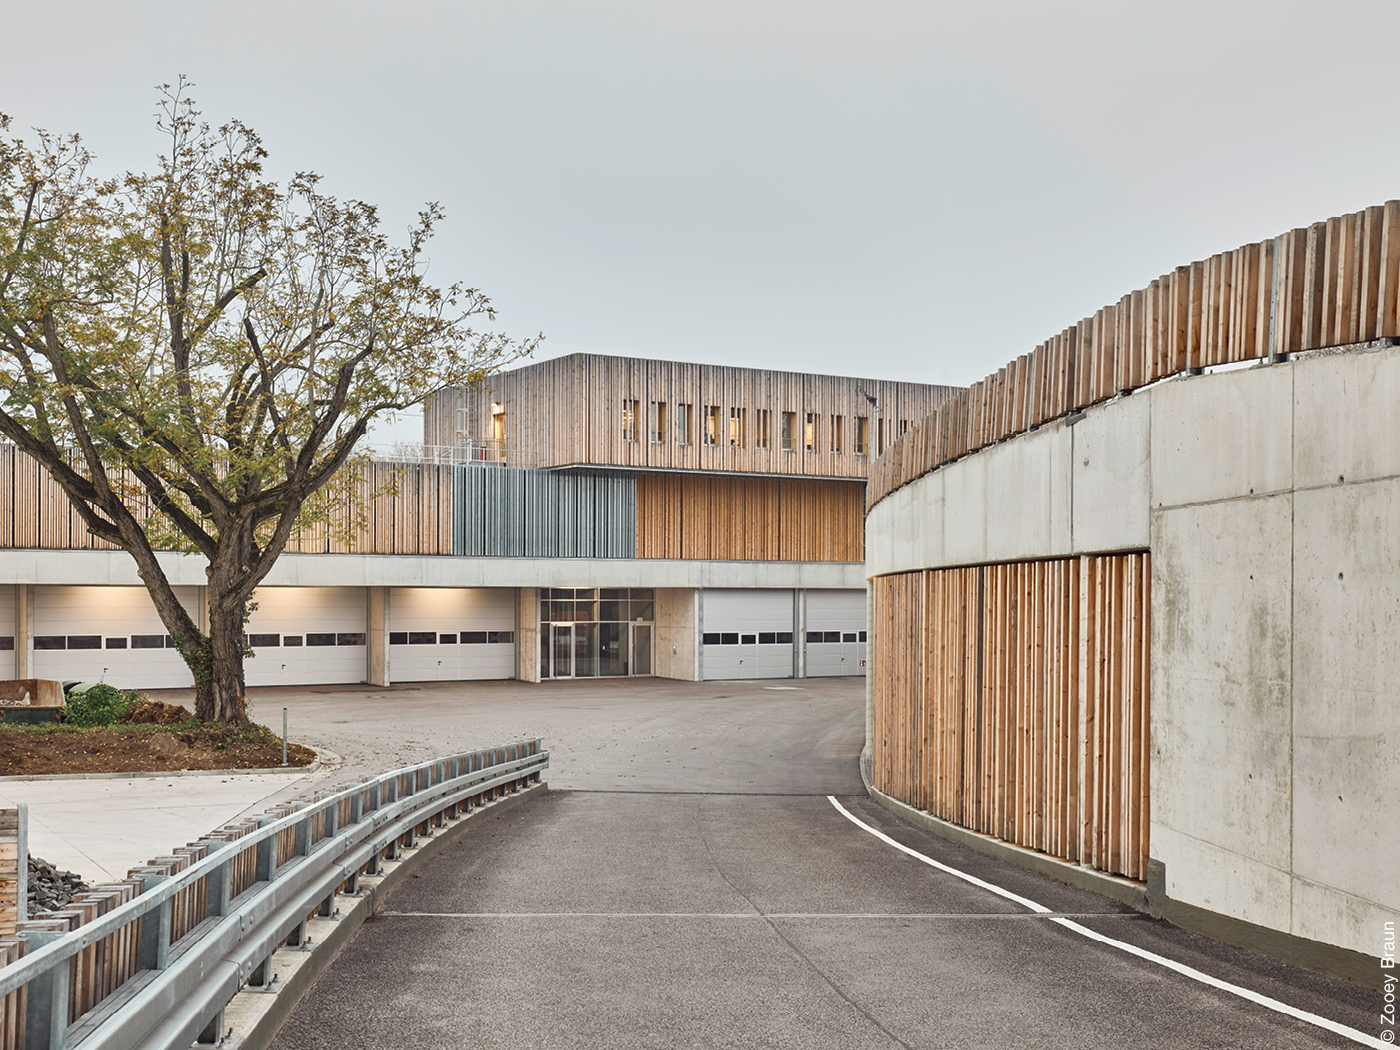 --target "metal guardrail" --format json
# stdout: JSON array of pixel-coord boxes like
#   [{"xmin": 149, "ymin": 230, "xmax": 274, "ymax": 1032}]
[{"xmin": 0, "ymin": 739, "xmax": 548, "ymax": 1050}]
